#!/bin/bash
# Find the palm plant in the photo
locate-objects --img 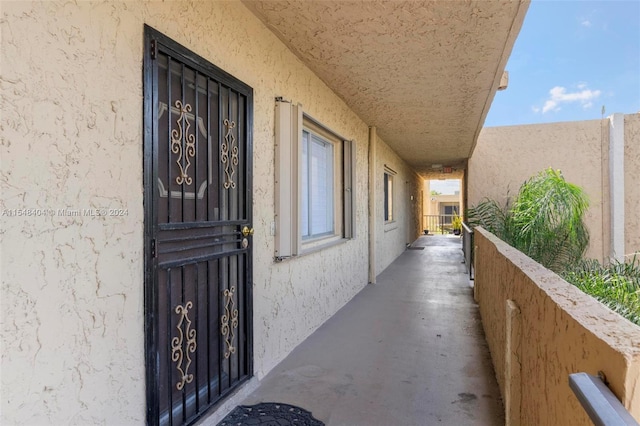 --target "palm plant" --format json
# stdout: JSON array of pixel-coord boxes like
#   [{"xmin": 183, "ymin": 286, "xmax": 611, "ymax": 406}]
[
  {"xmin": 467, "ymin": 168, "xmax": 589, "ymax": 274},
  {"xmin": 466, "ymin": 197, "xmax": 512, "ymax": 242},
  {"xmin": 468, "ymin": 168, "xmax": 640, "ymax": 326},
  {"xmin": 509, "ymin": 168, "xmax": 589, "ymax": 272}
]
